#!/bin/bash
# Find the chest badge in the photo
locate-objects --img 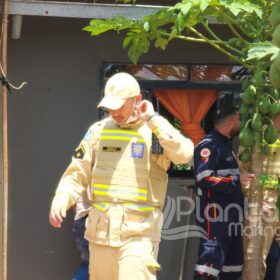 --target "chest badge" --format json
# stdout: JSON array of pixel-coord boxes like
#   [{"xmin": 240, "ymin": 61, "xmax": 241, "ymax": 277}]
[
  {"xmin": 102, "ymin": 146, "xmax": 121, "ymax": 152},
  {"xmin": 131, "ymin": 143, "xmax": 145, "ymax": 158}
]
